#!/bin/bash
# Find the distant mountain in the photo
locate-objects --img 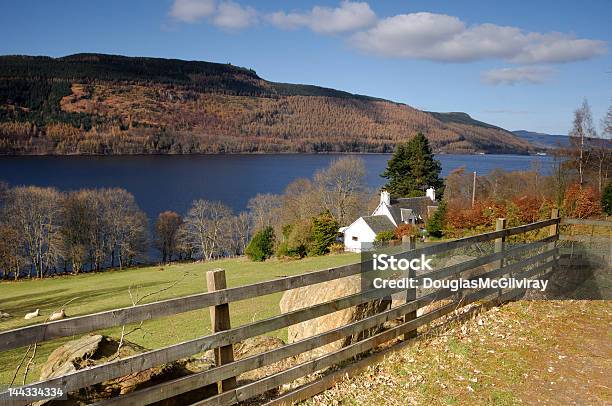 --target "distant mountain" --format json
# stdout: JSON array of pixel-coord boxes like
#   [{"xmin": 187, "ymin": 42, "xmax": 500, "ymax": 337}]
[
  {"xmin": 0, "ymin": 53, "xmax": 532, "ymax": 155},
  {"xmin": 512, "ymin": 130, "xmax": 570, "ymax": 150}
]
